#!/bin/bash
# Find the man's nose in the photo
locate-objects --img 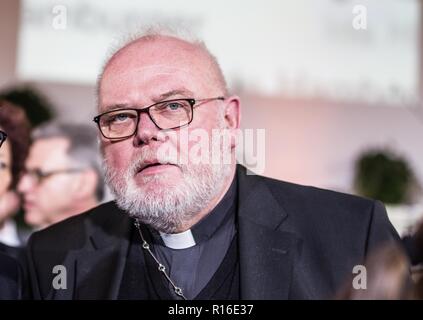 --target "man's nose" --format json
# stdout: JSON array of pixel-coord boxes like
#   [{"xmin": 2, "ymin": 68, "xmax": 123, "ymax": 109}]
[
  {"xmin": 134, "ymin": 112, "xmax": 163, "ymax": 145},
  {"xmin": 17, "ymin": 174, "xmax": 35, "ymax": 194}
]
